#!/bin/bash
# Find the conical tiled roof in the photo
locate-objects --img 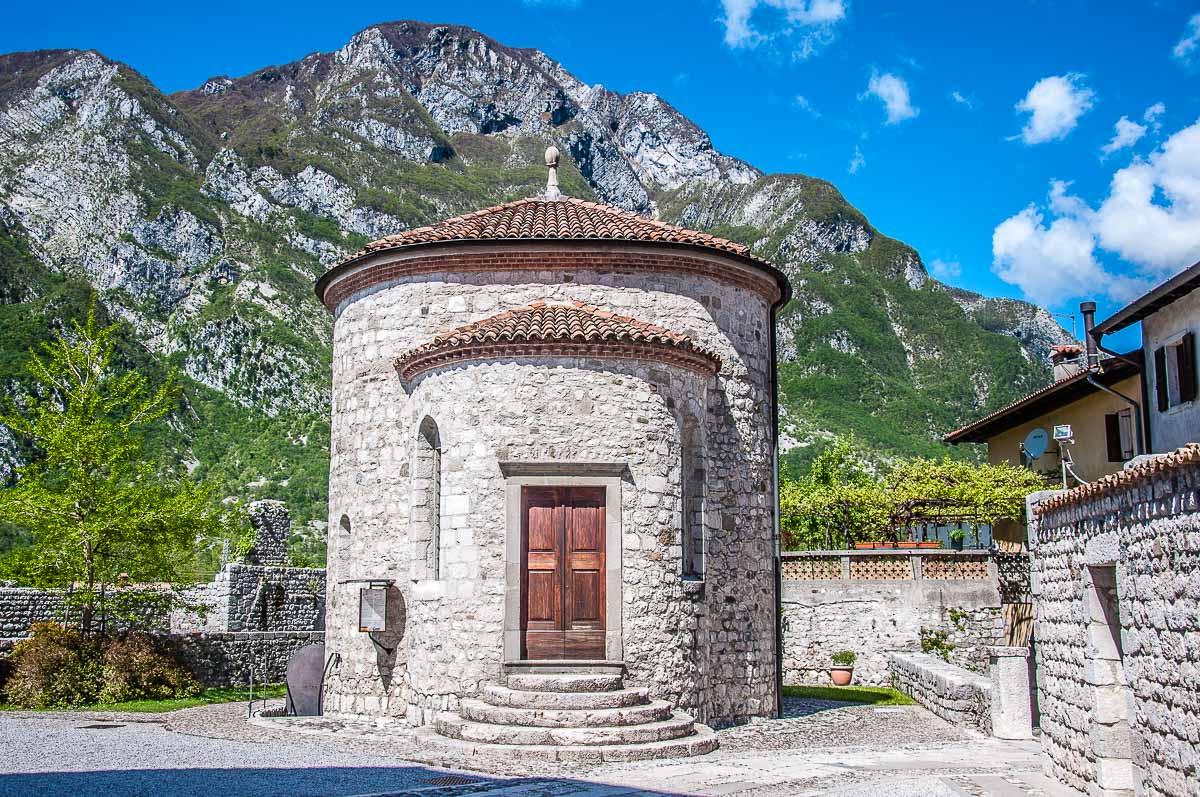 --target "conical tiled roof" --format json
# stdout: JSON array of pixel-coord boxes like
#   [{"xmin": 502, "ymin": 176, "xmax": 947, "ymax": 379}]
[
  {"xmin": 394, "ymin": 301, "xmax": 720, "ymax": 381},
  {"xmin": 337, "ymin": 197, "xmax": 754, "ymax": 265}
]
